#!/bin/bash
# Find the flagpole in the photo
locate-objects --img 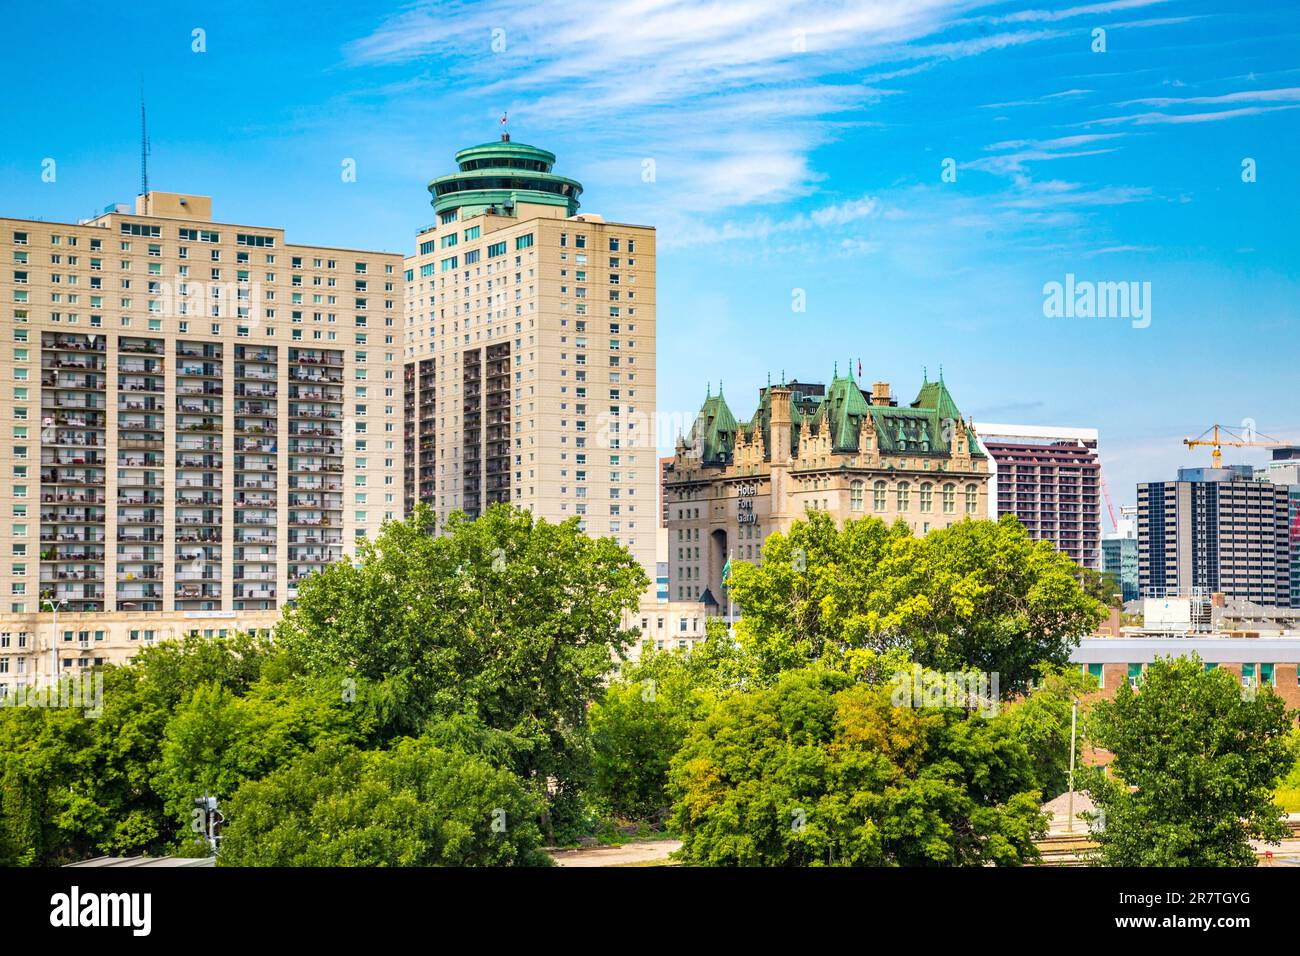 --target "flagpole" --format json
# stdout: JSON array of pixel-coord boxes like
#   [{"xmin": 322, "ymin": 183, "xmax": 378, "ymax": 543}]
[{"xmin": 726, "ymin": 548, "xmax": 734, "ymax": 630}]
